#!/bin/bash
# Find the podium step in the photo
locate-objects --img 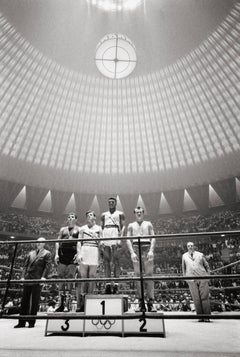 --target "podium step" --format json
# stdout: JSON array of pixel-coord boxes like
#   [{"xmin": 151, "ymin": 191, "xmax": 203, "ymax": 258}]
[
  {"xmin": 45, "ymin": 313, "xmax": 84, "ymax": 336},
  {"xmin": 45, "ymin": 295, "xmax": 166, "ymax": 337}
]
